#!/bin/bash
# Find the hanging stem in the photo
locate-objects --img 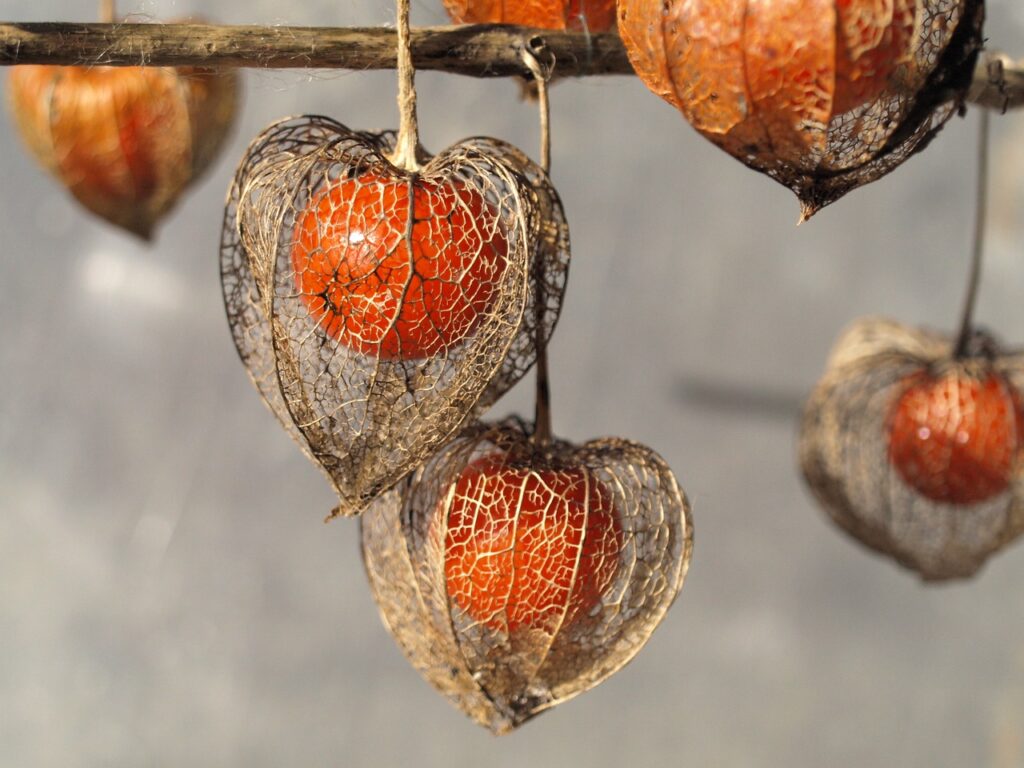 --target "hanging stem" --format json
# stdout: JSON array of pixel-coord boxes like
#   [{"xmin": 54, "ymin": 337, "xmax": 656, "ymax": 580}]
[
  {"xmin": 531, "ymin": 55, "xmax": 552, "ymax": 172},
  {"xmin": 954, "ymin": 108, "xmax": 991, "ymax": 358},
  {"xmin": 523, "ymin": 43, "xmax": 554, "ymax": 446},
  {"xmin": 388, "ymin": 0, "xmax": 420, "ymax": 172},
  {"xmin": 99, "ymin": 0, "xmax": 115, "ymax": 23}
]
